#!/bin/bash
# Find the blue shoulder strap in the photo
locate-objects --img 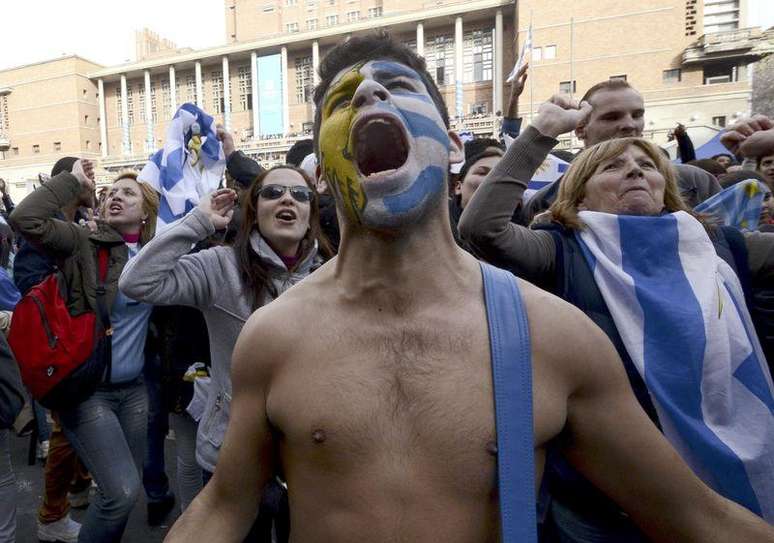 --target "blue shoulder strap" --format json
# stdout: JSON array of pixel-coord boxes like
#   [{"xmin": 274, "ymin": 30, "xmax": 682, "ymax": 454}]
[{"xmin": 480, "ymin": 262, "xmax": 537, "ymax": 542}]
